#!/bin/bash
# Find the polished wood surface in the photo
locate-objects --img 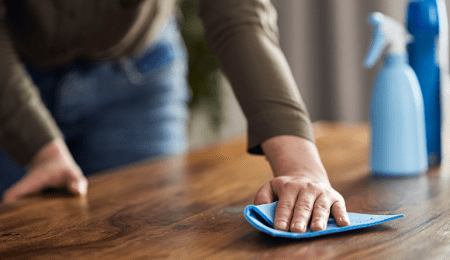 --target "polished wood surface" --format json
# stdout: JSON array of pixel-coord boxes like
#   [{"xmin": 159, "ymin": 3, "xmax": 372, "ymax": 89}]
[{"xmin": 1, "ymin": 122, "xmax": 450, "ymax": 259}]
